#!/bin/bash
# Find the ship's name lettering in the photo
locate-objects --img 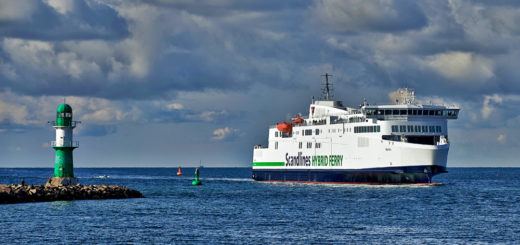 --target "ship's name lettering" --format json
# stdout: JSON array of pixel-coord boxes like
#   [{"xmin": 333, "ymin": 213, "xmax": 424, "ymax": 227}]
[
  {"xmin": 285, "ymin": 153, "xmax": 343, "ymax": 167},
  {"xmin": 285, "ymin": 152, "xmax": 311, "ymax": 167},
  {"xmin": 311, "ymin": 155, "xmax": 343, "ymax": 167}
]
